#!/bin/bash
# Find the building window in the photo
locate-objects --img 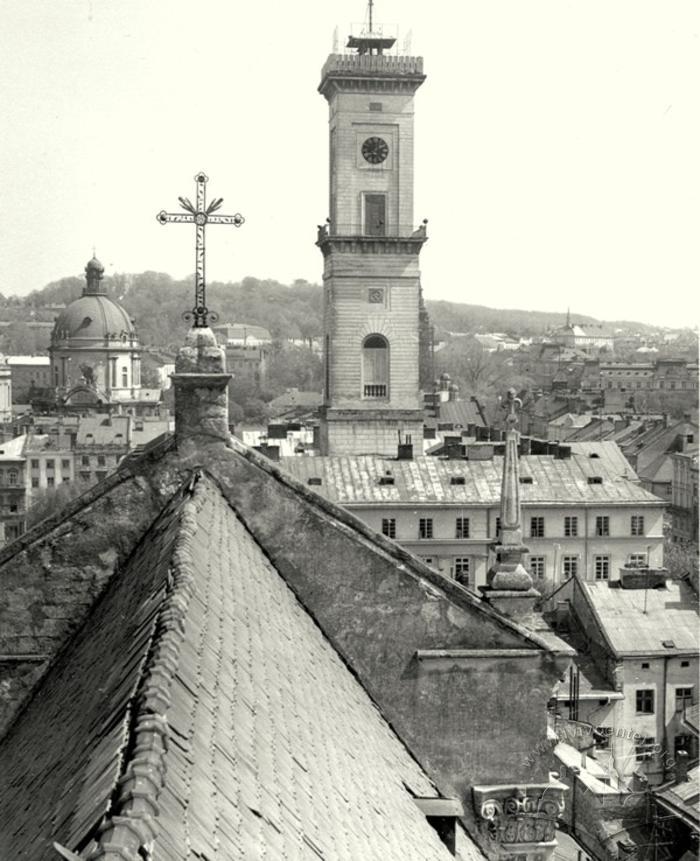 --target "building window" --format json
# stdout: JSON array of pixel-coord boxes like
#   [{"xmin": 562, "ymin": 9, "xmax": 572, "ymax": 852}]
[
  {"xmin": 675, "ymin": 735, "xmax": 693, "ymax": 756},
  {"xmin": 419, "ymin": 518, "xmax": 433, "ymax": 539},
  {"xmin": 595, "ymin": 516, "xmax": 610, "ymax": 537},
  {"xmin": 381, "ymin": 518, "xmax": 396, "ymax": 539},
  {"xmin": 31, "ymin": 478, "xmax": 39, "ymax": 488},
  {"xmin": 80, "ymin": 471, "xmax": 91, "ymax": 482},
  {"xmin": 628, "ymin": 553, "xmax": 647, "ymax": 568},
  {"xmin": 61, "ymin": 459, "xmax": 70, "ymax": 470},
  {"xmin": 97, "ymin": 455, "xmax": 106, "ymax": 467},
  {"xmin": 675, "ymin": 687, "xmax": 693, "ymax": 712},
  {"xmin": 364, "ymin": 193, "xmax": 386, "ymax": 236},
  {"xmin": 641, "ymin": 662, "xmax": 650, "ymax": 669},
  {"xmin": 45, "ymin": 459, "xmax": 55, "ymax": 470},
  {"xmin": 47, "ymin": 477, "xmax": 54, "ymax": 487},
  {"xmin": 564, "ymin": 516, "xmax": 578, "ymax": 537},
  {"xmin": 596, "ymin": 727, "xmax": 613, "ymax": 750},
  {"xmin": 31, "ymin": 459, "xmax": 39, "ymax": 469},
  {"xmin": 494, "ymin": 516, "xmax": 501, "ymax": 538},
  {"xmin": 121, "ymin": 368, "xmax": 128, "ymax": 387},
  {"xmin": 529, "ymin": 556, "xmax": 546, "ymax": 579},
  {"xmin": 636, "ymin": 690, "xmax": 655, "ymax": 714},
  {"xmin": 594, "ymin": 555, "xmax": 610, "ymax": 580},
  {"xmin": 362, "ymin": 334, "xmax": 388, "ymax": 399},
  {"xmin": 7, "ymin": 469, "xmax": 18, "ymax": 487},
  {"xmin": 635, "ymin": 737, "xmax": 656, "ymax": 762},
  {"xmin": 631, "ymin": 515, "xmax": 645, "ymax": 536},
  {"xmin": 95, "ymin": 471, "xmax": 107, "ymax": 481},
  {"xmin": 562, "ymin": 556, "xmax": 578, "ymax": 579},
  {"xmin": 81, "ymin": 456, "xmax": 90, "ymax": 466},
  {"xmin": 454, "ymin": 557, "xmax": 470, "ymax": 586},
  {"xmin": 530, "ymin": 517, "xmax": 545, "ymax": 538},
  {"xmin": 455, "ymin": 517, "xmax": 470, "ymax": 538}
]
